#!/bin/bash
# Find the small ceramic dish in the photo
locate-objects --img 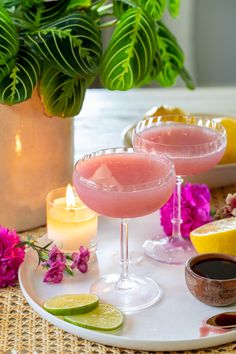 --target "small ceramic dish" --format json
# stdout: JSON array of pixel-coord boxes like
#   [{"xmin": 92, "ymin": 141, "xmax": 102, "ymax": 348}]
[{"xmin": 185, "ymin": 253, "xmax": 236, "ymax": 307}]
